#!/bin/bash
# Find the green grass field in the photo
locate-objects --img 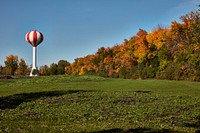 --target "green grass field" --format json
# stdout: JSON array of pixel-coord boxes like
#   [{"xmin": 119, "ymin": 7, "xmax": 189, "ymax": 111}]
[{"xmin": 0, "ymin": 75, "xmax": 200, "ymax": 133}]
